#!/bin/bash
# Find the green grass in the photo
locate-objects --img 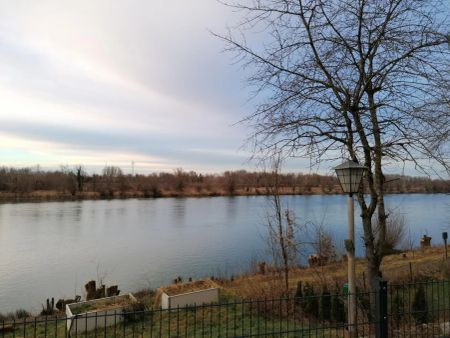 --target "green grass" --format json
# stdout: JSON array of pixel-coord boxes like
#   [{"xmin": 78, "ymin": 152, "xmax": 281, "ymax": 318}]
[
  {"xmin": 1, "ymin": 303, "xmax": 347, "ymax": 338},
  {"xmin": 1, "ymin": 281, "xmax": 448, "ymax": 337}
]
